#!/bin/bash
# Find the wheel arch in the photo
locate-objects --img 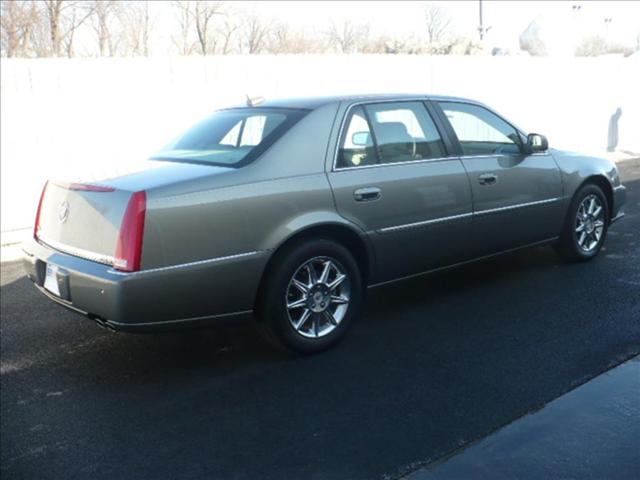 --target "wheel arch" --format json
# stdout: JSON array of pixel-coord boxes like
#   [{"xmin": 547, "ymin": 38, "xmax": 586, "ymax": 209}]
[
  {"xmin": 254, "ymin": 221, "xmax": 374, "ymax": 309},
  {"xmin": 579, "ymin": 174, "xmax": 614, "ymax": 219}
]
